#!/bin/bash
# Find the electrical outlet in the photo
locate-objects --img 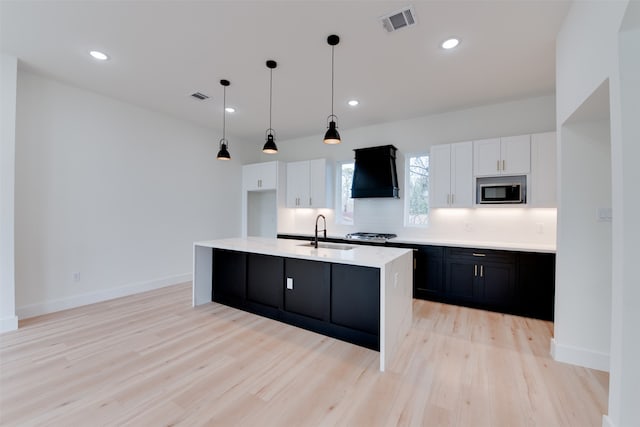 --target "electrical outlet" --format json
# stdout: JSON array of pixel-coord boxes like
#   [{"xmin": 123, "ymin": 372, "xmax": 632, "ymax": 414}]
[{"xmin": 72, "ymin": 272, "xmax": 80, "ymax": 282}]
